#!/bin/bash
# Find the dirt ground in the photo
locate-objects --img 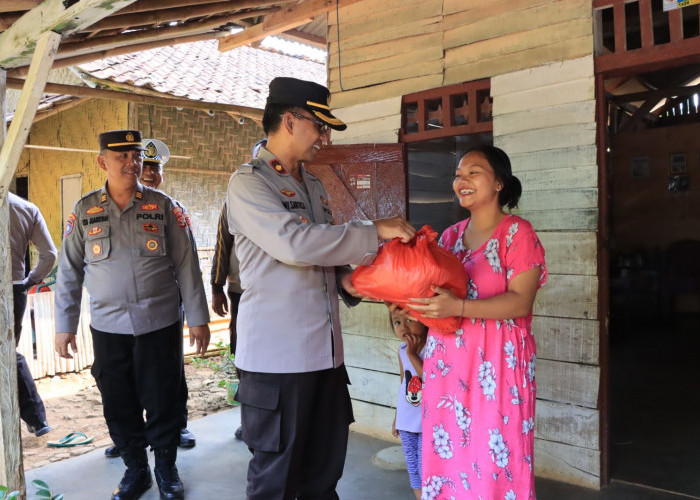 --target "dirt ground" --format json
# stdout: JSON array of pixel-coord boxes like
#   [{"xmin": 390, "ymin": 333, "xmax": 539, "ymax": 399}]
[{"xmin": 20, "ymin": 358, "xmax": 230, "ymax": 471}]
